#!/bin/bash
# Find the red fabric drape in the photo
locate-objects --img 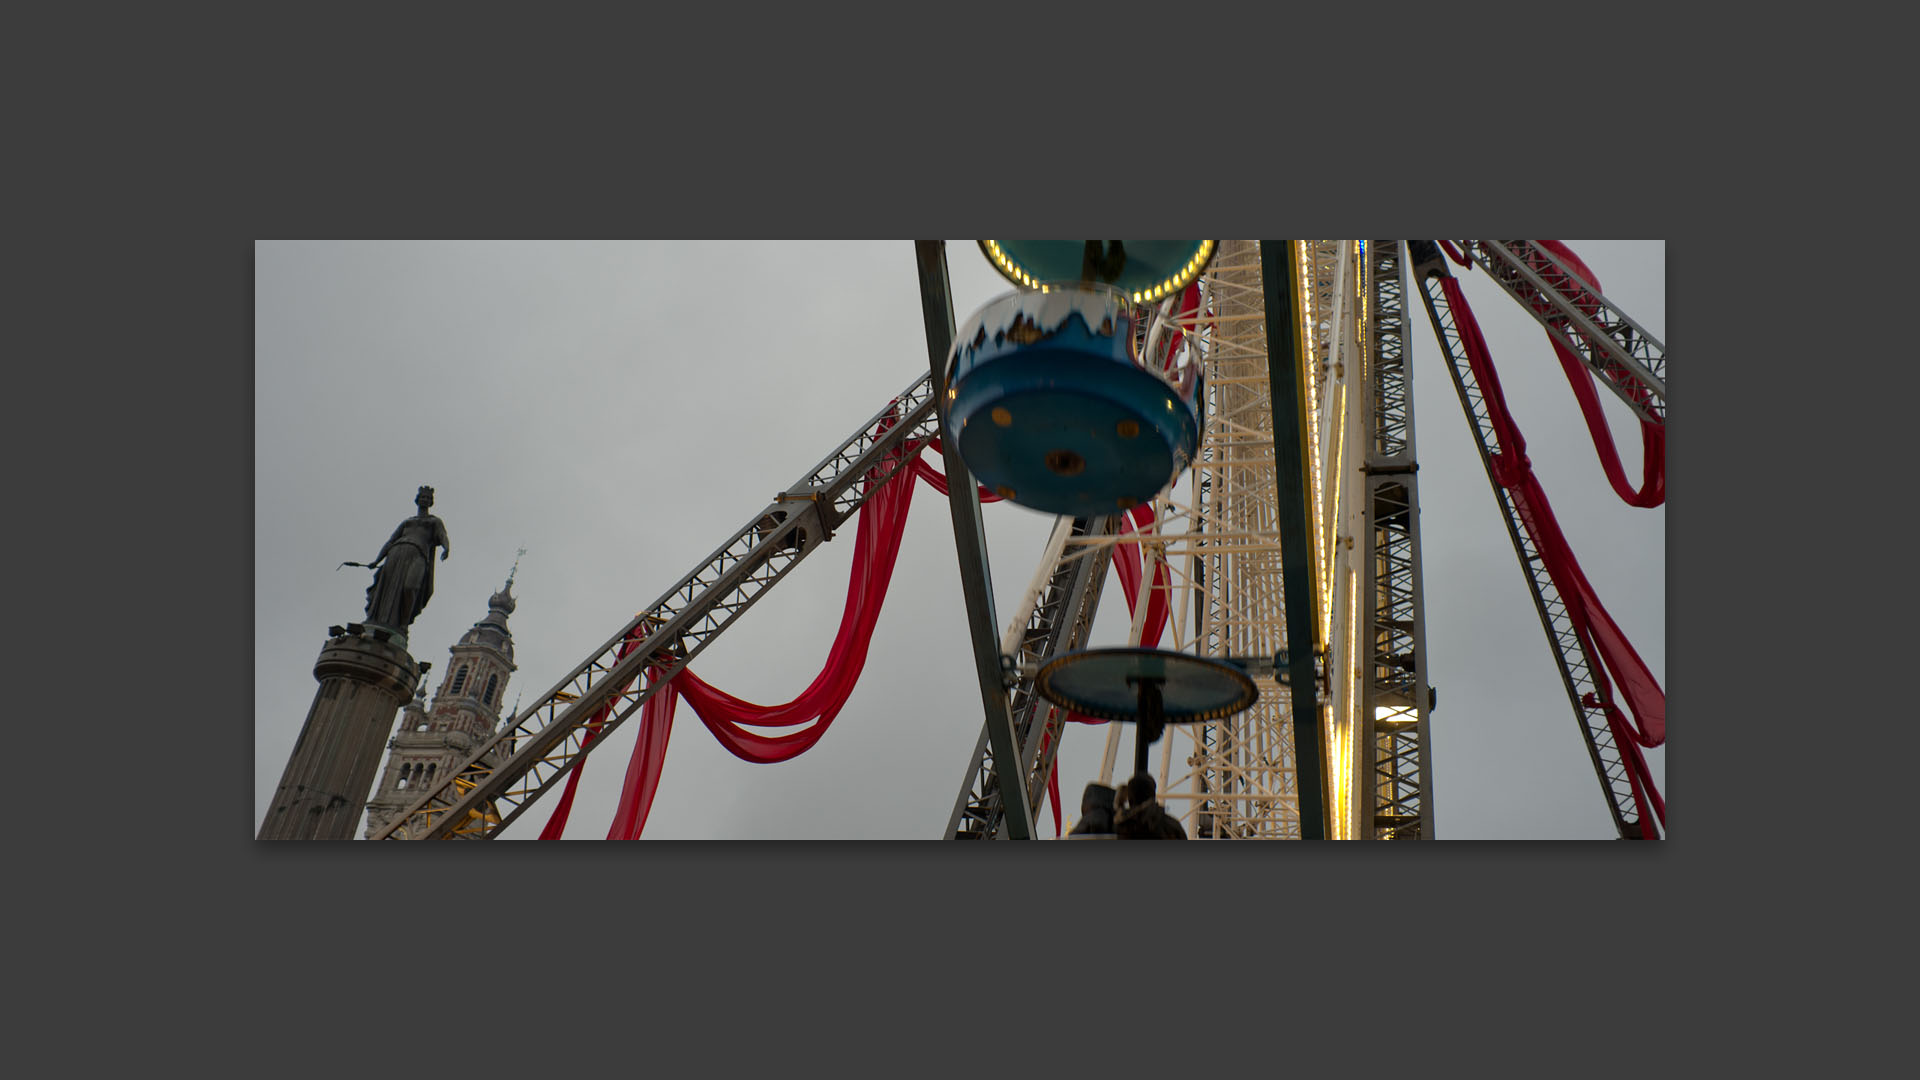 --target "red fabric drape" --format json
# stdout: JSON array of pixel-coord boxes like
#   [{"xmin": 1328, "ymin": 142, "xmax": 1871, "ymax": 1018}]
[
  {"xmin": 1461, "ymin": 240, "xmax": 1665, "ymax": 508},
  {"xmin": 1438, "ymin": 269, "xmax": 1666, "ymax": 837},
  {"xmin": 1527, "ymin": 241, "xmax": 1664, "ymax": 509},
  {"xmin": 1079, "ymin": 502, "xmax": 1171, "ymax": 689},
  {"xmin": 538, "ymin": 630, "xmax": 649, "ymax": 840},
  {"xmin": 676, "ymin": 442, "xmax": 917, "ymax": 764},
  {"xmin": 605, "ymin": 669, "xmax": 677, "ymax": 839},
  {"xmin": 548, "ymin": 255, "xmax": 1661, "ymax": 839},
  {"xmin": 910, "ymin": 443, "xmax": 1002, "ymax": 503},
  {"xmin": 550, "ymin": 405, "xmax": 1179, "ymax": 839},
  {"xmin": 547, "ymin": 437, "xmax": 924, "ymax": 838}
]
